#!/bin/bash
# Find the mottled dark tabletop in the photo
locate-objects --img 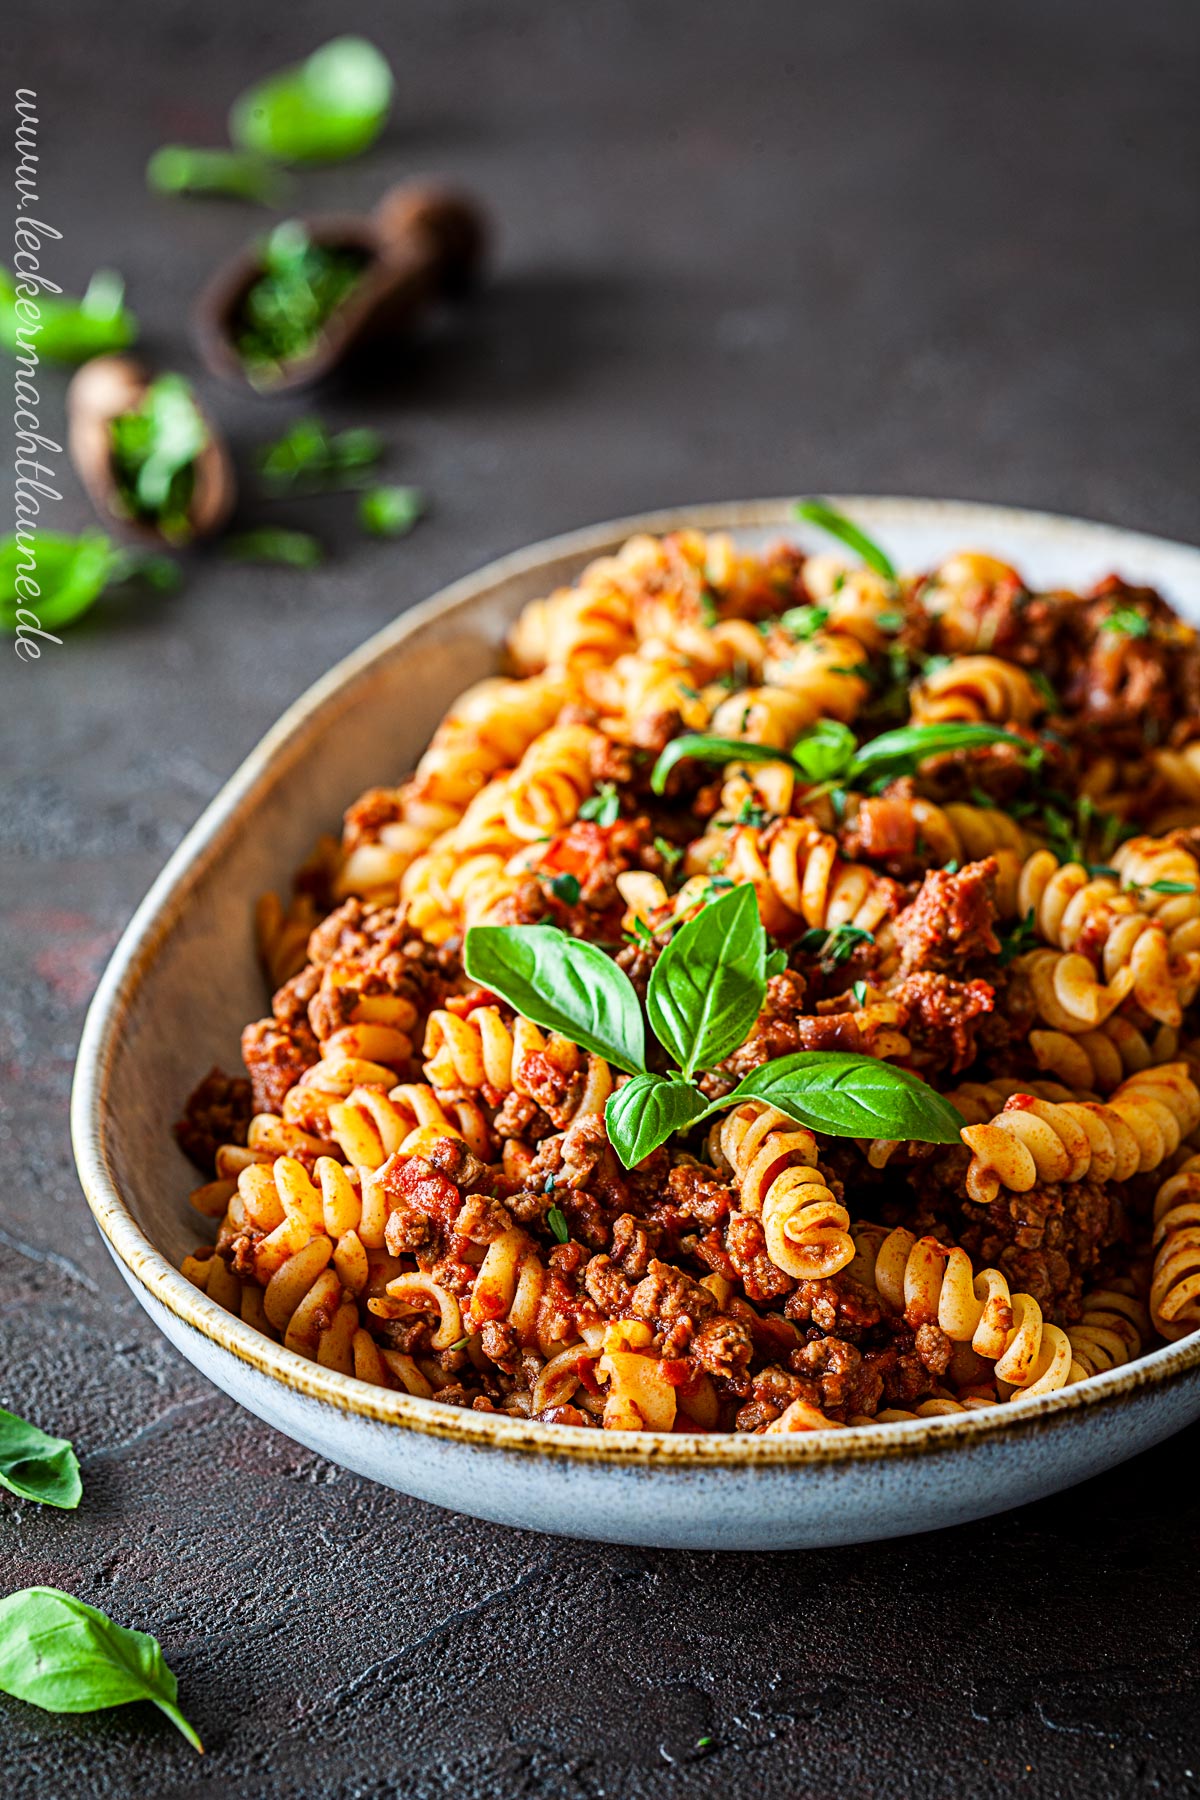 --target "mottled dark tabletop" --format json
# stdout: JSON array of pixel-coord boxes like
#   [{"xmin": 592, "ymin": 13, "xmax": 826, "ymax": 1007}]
[{"xmin": 5, "ymin": 2, "xmax": 1200, "ymax": 1794}]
